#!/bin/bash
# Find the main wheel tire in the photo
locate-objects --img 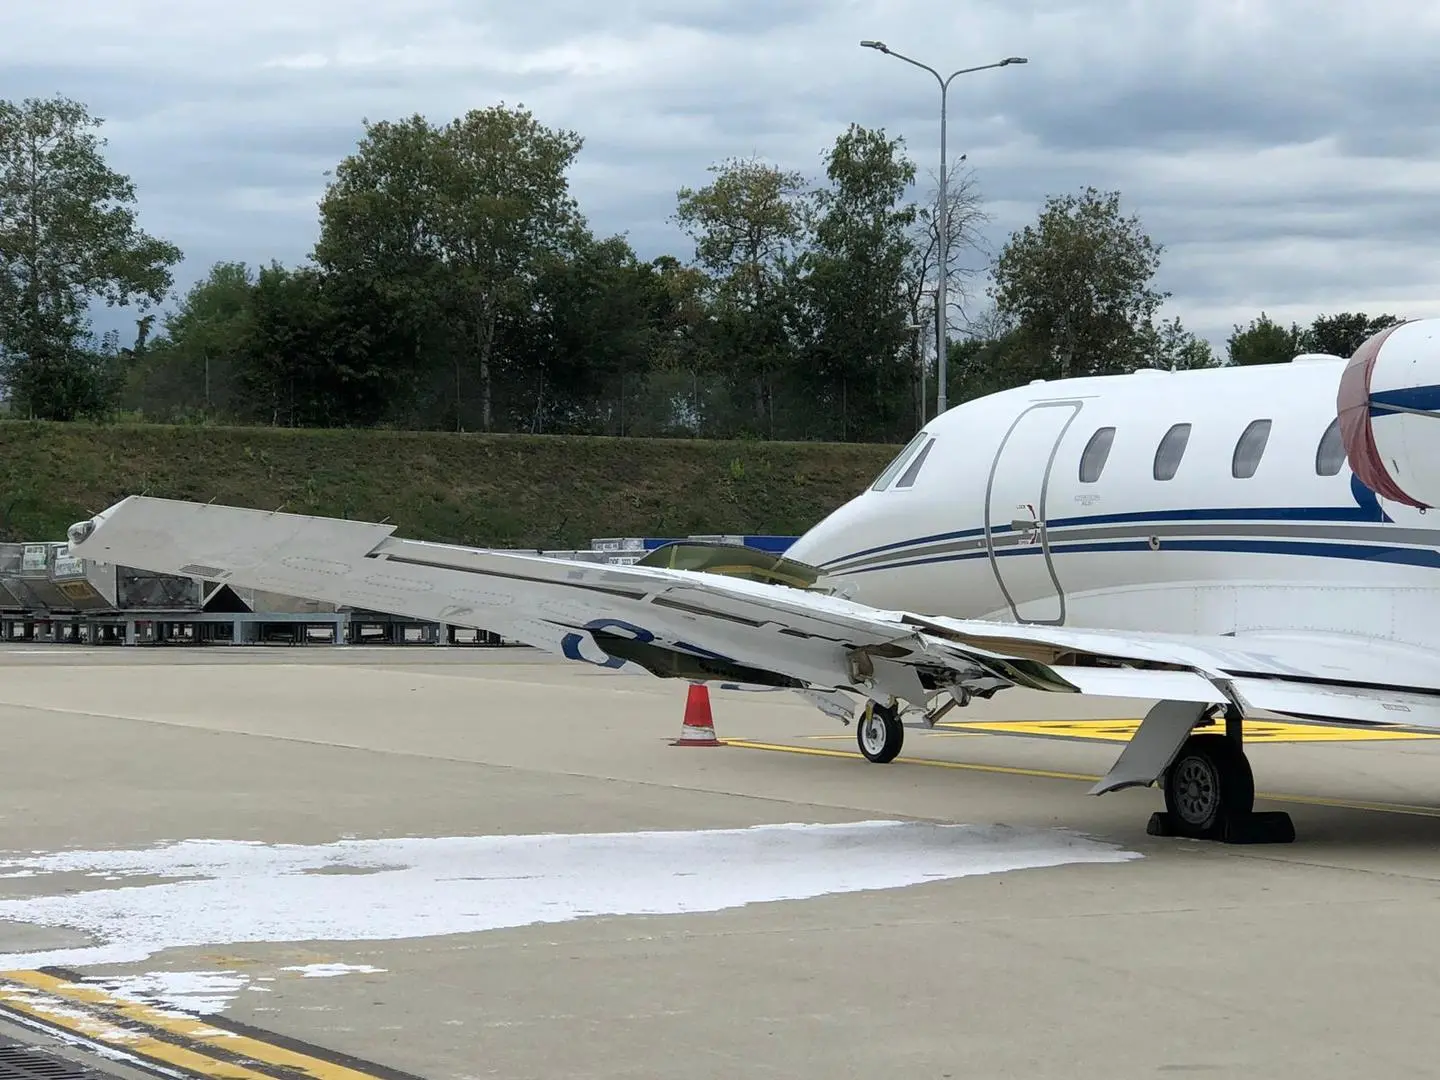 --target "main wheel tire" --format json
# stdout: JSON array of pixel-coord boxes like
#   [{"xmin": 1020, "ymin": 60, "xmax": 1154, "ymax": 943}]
[
  {"xmin": 857, "ymin": 703, "xmax": 904, "ymax": 763},
  {"xmin": 1162, "ymin": 733, "xmax": 1255, "ymax": 839}
]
